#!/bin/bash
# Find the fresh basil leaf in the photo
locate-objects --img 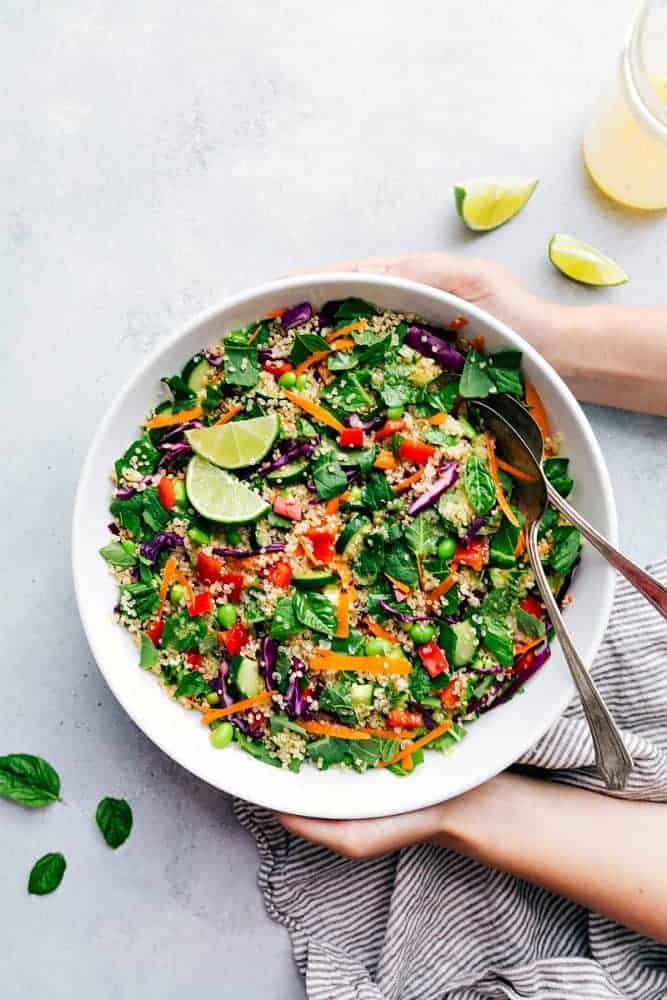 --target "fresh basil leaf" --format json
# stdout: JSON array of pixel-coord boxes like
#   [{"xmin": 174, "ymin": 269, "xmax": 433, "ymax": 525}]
[
  {"xmin": 96, "ymin": 797, "xmax": 133, "ymax": 849},
  {"xmin": 336, "ymin": 447, "xmax": 378, "ymax": 476},
  {"xmin": 538, "ymin": 507, "xmax": 559, "ymax": 540},
  {"xmin": 297, "ymin": 417, "xmax": 319, "ymax": 438},
  {"xmin": 335, "ymin": 297, "xmax": 376, "ymax": 323},
  {"xmin": 114, "ymin": 436, "xmax": 160, "ymax": 482},
  {"xmin": 305, "ymin": 736, "xmax": 349, "ymax": 768},
  {"xmin": 28, "ymin": 852, "xmax": 66, "ymax": 895},
  {"xmin": 269, "ymin": 598, "xmax": 301, "ymax": 640},
  {"xmin": 415, "ymin": 379, "xmax": 460, "ymax": 415},
  {"xmin": 357, "ymin": 333, "xmax": 392, "ymax": 366},
  {"xmin": 161, "ymin": 375, "xmax": 198, "ymax": 412},
  {"xmin": 547, "ymin": 525, "xmax": 581, "ymax": 575},
  {"xmin": 318, "ymin": 676, "xmax": 356, "ymax": 725},
  {"xmin": 291, "ymin": 331, "xmax": 330, "ymax": 366},
  {"xmin": 409, "ymin": 661, "xmax": 433, "ymax": 703},
  {"xmin": 327, "ymin": 350, "xmax": 358, "ymax": 372},
  {"xmin": 464, "ymin": 455, "xmax": 496, "ymax": 514},
  {"xmin": 293, "ymin": 592, "xmax": 337, "ymax": 637},
  {"xmin": 353, "ymin": 533, "xmax": 385, "ymax": 584},
  {"xmin": 384, "ymin": 541, "xmax": 418, "ymax": 587},
  {"xmin": 516, "ymin": 607, "xmax": 546, "ymax": 638},
  {"xmin": 481, "ymin": 618, "xmax": 514, "ymax": 667},
  {"xmin": 0, "ymin": 754, "xmax": 61, "ymax": 808},
  {"xmin": 109, "ymin": 493, "xmax": 144, "ymax": 538},
  {"xmin": 322, "ymin": 372, "xmax": 375, "ymax": 413},
  {"xmin": 161, "ymin": 610, "xmax": 207, "ymax": 651},
  {"xmin": 347, "ymin": 737, "xmax": 399, "ymax": 770},
  {"xmin": 312, "ymin": 454, "xmax": 348, "ymax": 500},
  {"xmin": 405, "ymin": 514, "xmax": 438, "ymax": 558},
  {"xmin": 362, "ymin": 472, "xmax": 394, "ymax": 512},
  {"xmin": 459, "ymin": 348, "xmax": 493, "ymax": 399},
  {"xmin": 488, "ymin": 350, "xmax": 523, "ymax": 396},
  {"xmin": 489, "ymin": 514, "xmax": 522, "ymax": 567},
  {"xmin": 480, "ymin": 587, "xmax": 518, "ymax": 622},
  {"xmin": 224, "ymin": 344, "xmax": 259, "ymax": 387},
  {"xmin": 424, "ymin": 426, "xmax": 447, "ymax": 446},
  {"xmin": 544, "ymin": 458, "xmax": 574, "ymax": 499},
  {"xmin": 99, "ymin": 541, "xmax": 137, "ymax": 569},
  {"xmin": 139, "ymin": 633, "xmax": 159, "ymax": 668},
  {"xmin": 380, "ymin": 362, "xmax": 415, "ymax": 408},
  {"xmin": 174, "ymin": 670, "xmax": 210, "ymax": 698}
]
